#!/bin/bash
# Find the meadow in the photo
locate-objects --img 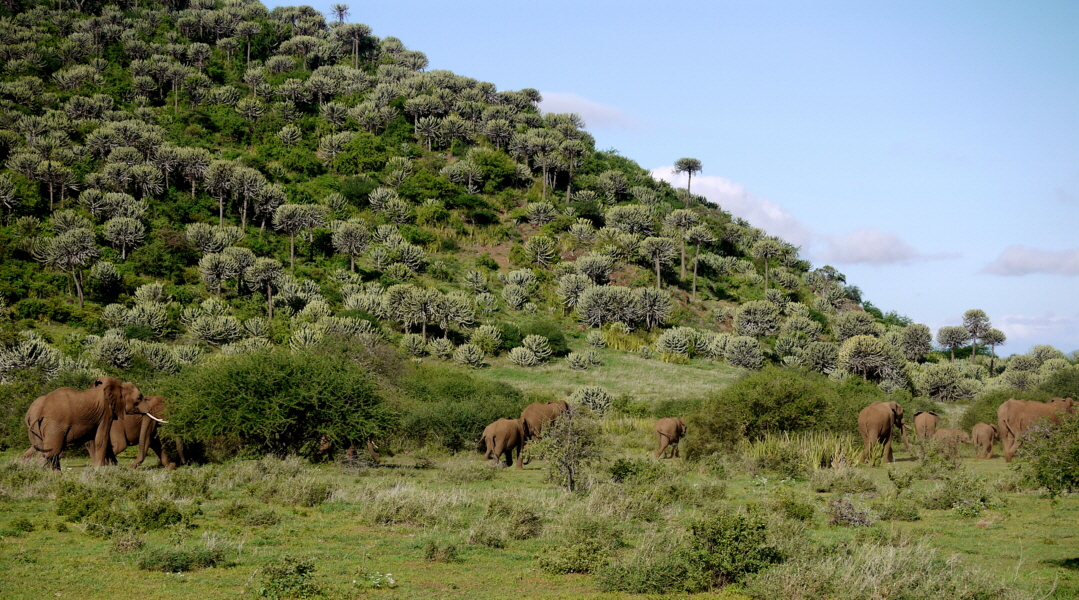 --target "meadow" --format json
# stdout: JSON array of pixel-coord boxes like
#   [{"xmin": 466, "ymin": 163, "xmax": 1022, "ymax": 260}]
[{"xmin": 1, "ymin": 416, "xmax": 1075, "ymax": 600}]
